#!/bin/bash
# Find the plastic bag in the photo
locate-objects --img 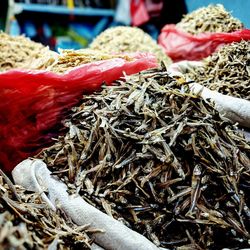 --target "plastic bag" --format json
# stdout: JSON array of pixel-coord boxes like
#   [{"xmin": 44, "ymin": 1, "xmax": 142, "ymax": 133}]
[
  {"xmin": 0, "ymin": 53, "xmax": 157, "ymax": 172},
  {"xmin": 158, "ymin": 24, "xmax": 250, "ymax": 61},
  {"xmin": 130, "ymin": 0, "xmax": 149, "ymax": 26}
]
